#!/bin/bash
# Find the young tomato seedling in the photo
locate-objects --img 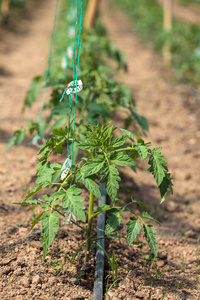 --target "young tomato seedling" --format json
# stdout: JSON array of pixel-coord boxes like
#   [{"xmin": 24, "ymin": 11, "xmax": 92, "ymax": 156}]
[{"xmin": 15, "ymin": 122, "xmax": 173, "ymax": 262}]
